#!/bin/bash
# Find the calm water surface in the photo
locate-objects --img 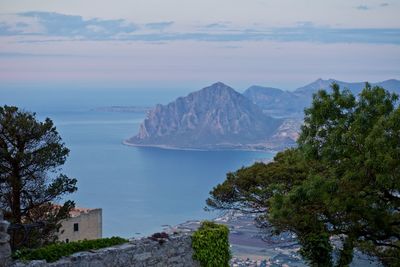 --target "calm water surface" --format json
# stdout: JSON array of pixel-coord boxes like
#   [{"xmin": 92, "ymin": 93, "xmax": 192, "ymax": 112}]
[{"xmin": 1, "ymin": 88, "xmax": 274, "ymax": 237}]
